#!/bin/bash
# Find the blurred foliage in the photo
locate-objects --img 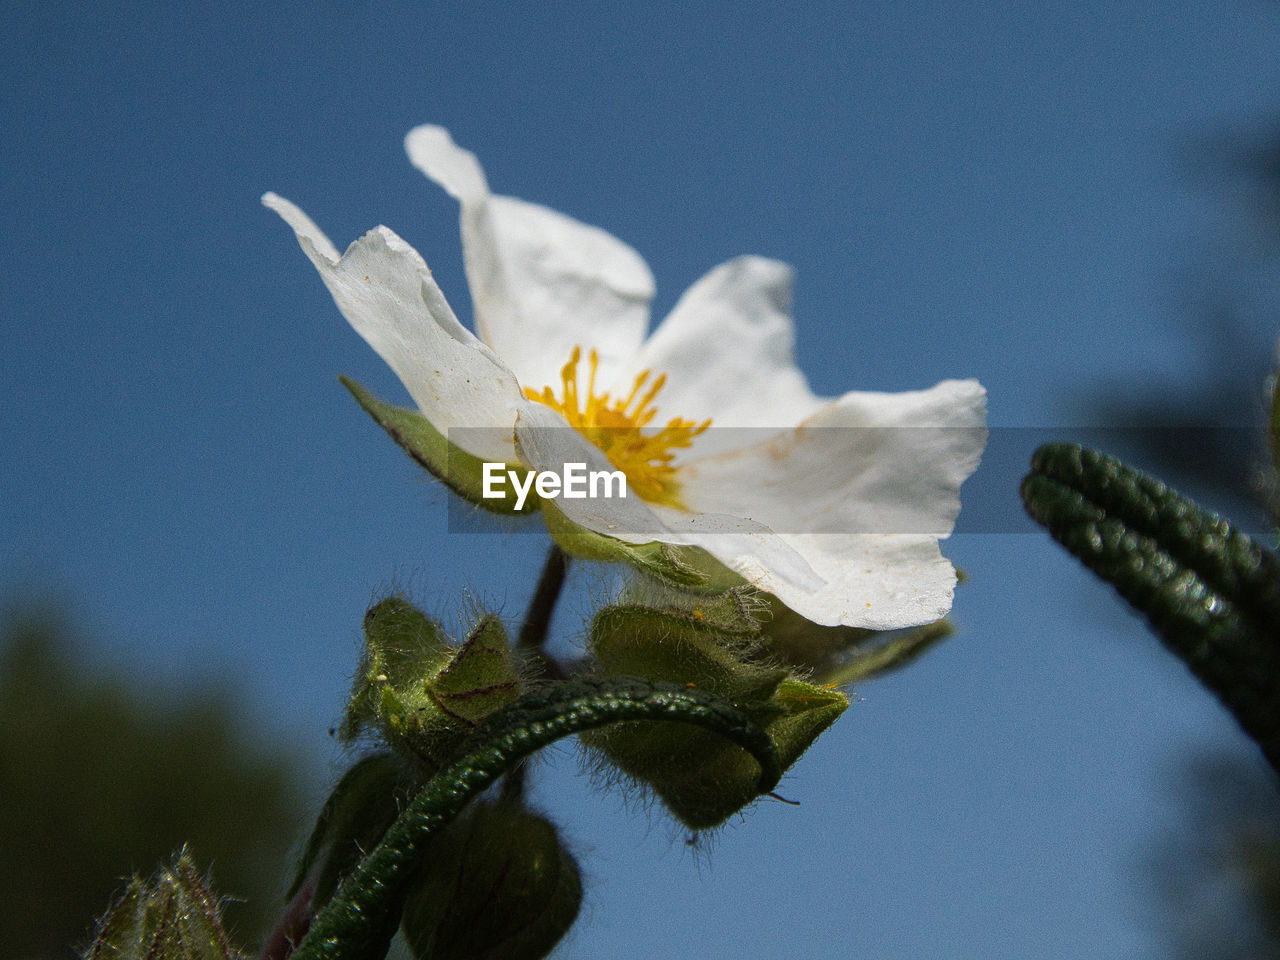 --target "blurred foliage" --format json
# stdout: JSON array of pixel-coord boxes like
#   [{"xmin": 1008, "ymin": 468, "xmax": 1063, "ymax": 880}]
[
  {"xmin": 1152, "ymin": 753, "xmax": 1280, "ymax": 960},
  {"xmin": 0, "ymin": 606, "xmax": 309, "ymax": 960},
  {"xmin": 1071, "ymin": 112, "xmax": 1280, "ymax": 957},
  {"xmin": 1082, "ymin": 119, "xmax": 1280, "ymax": 527}
]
